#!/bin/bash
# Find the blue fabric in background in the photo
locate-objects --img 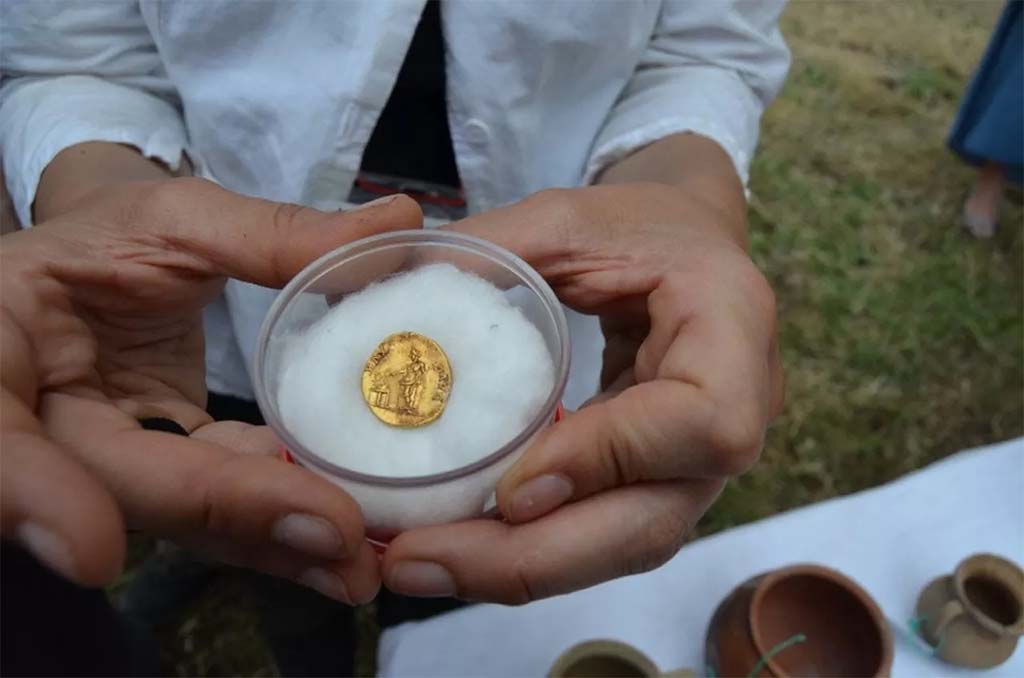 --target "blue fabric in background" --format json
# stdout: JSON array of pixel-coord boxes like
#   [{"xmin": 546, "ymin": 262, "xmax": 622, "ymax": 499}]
[{"xmin": 948, "ymin": 0, "xmax": 1023, "ymax": 184}]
